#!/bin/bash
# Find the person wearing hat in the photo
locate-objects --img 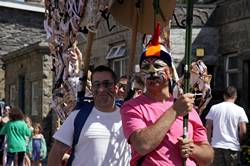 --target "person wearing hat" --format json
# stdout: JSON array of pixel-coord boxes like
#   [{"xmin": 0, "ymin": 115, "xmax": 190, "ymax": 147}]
[{"xmin": 120, "ymin": 24, "xmax": 214, "ymax": 166}]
